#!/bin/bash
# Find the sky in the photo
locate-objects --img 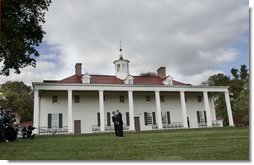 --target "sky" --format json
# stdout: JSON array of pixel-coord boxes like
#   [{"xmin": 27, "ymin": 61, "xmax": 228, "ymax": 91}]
[{"xmin": 0, "ymin": 0, "xmax": 250, "ymax": 86}]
